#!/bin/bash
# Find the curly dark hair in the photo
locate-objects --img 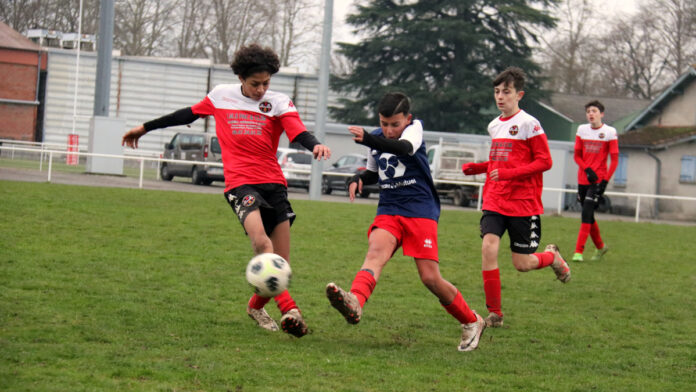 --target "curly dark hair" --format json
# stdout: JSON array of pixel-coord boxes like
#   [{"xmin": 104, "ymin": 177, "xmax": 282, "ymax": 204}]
[{"xmin": 230, "ymin": 44, "xmax": 281, "ymax": 78}]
